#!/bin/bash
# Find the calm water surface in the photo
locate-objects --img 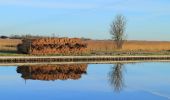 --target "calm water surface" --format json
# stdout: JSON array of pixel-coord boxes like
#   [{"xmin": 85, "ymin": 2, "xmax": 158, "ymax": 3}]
[{"xmin": 0, "ymin": 62, "xmax": 170, "ymax": 100}]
